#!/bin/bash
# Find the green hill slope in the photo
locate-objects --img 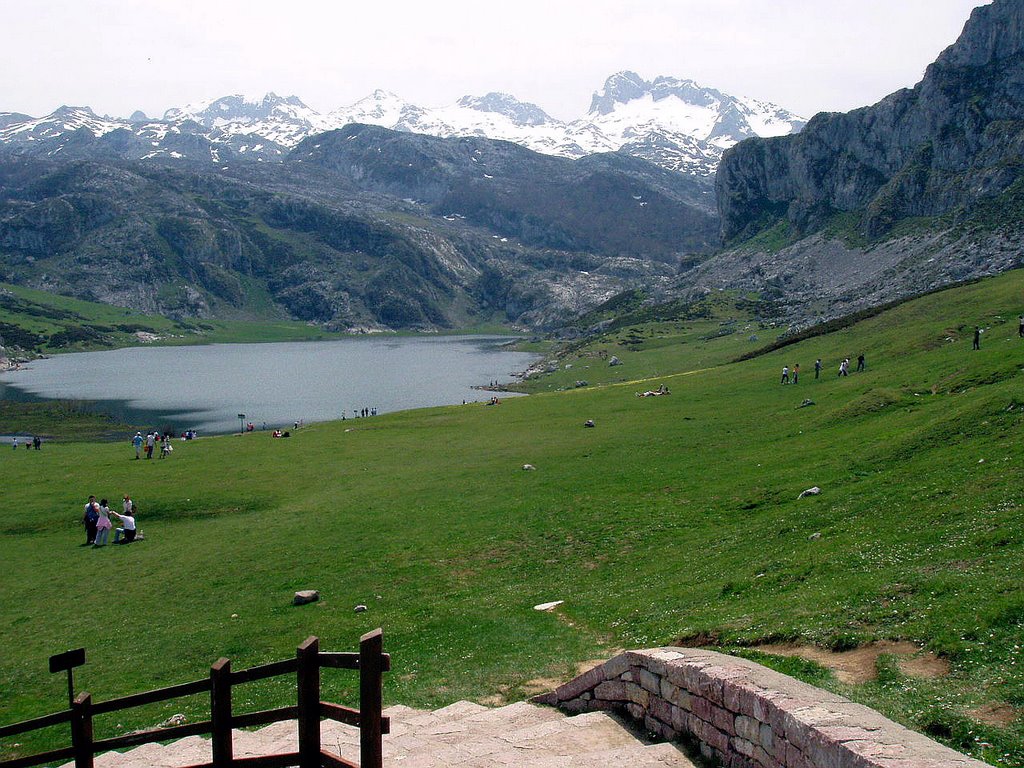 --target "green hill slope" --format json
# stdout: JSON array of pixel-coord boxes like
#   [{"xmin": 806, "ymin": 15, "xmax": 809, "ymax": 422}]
[{"xmin": 2, "ymin": 271, "xmax": 1024, "ymax": 765}]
